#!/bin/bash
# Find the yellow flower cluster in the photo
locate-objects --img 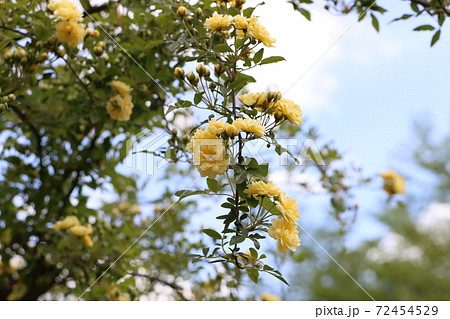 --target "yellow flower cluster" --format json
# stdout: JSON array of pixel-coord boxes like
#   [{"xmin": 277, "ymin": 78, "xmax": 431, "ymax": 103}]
[
  {"xmin": 205, "ymin": 13, "xmax": 233, "ymax": 31},
  {"xmin": 186, "ymin": 117, "xmax": 265, "ymax": 178},
  {"xmin": 53, "ymin": 216, "xmax": 94, "ymax": 247},
  {"xmin": 239, "ymin": 92, "xmax": 303, "ymax": 125},
  {"xmin": 49, "ymin": 0, "xmax": 86, "ymax": 48},
  {"xmin": 235, "ymin": 16, "xmax": 276, "ymax": 47},
  {"xmin": 380, "ymin": 170, "xmax": 406, "ymax": 195},
  {"xmin": 187, "ymin": 126, "xmax": 229, "ymax": 179},
  {"xmin": 205, "ymin": 13, "xmax": 275, "ymax": 47},
  {"xmin": 106, "ymin": 80, "xmax": 134, "ymax": 121},
  {"xmin": 244, "ymin": 180, "xmax": 300, "ymax": 254}
]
